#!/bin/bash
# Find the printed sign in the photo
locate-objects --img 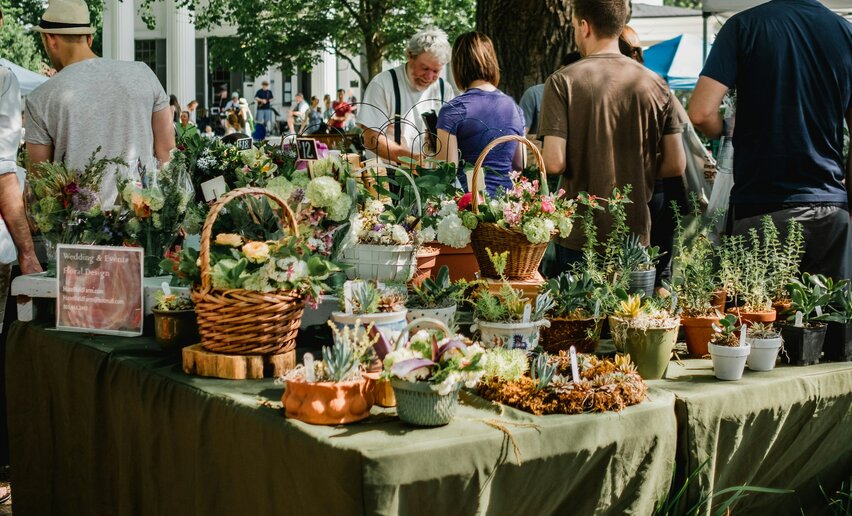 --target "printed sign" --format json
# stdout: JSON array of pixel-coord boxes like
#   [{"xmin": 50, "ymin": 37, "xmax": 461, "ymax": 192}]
[
  {"xmin": 235, "ymin": 137, "xmax": 253, "ymax": 151},
  {"xmin": 296, "ymin": 138, "xmax": 319, "ymax": 161},
  {"xmin": 200, "ymin": 175, "xmax": 227, "ymax": 202},
  {"xmin": 56, "ymin": 244, "xmax": 144, "ymax": 337}
]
